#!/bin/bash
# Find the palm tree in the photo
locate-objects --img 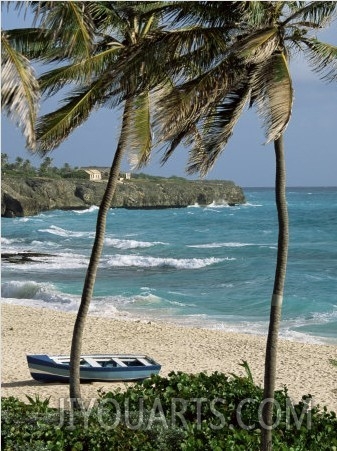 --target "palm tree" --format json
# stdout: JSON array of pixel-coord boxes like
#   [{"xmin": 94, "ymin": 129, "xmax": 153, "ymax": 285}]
[
  {"xmin": 20, "ymin": 1, "xmax": 175, "ymax": 403},
  {"xmin": 136, "ymin": 2, "xmax": 336, "ymax": 449},
  {"xmin": 3, "ymin": 0, "xmax": 220, "ymax": 403}
]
